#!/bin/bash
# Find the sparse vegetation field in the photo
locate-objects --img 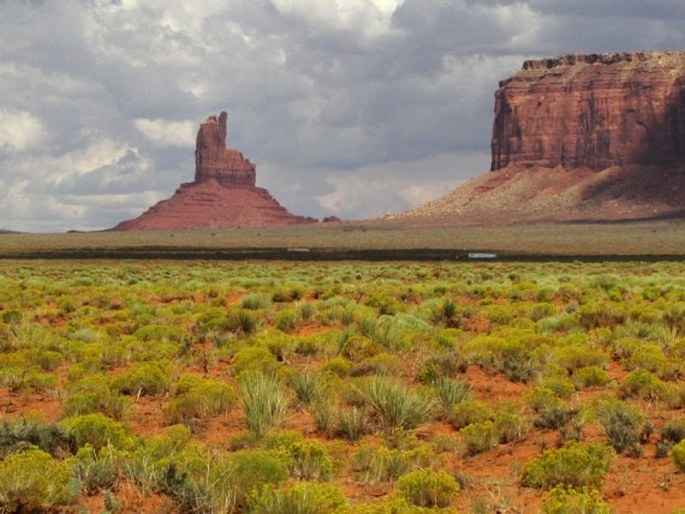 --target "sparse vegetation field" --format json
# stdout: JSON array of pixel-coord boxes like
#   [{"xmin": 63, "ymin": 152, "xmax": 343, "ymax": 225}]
[{"xmin": 0, "ymin": 259, "xmax": 684, "ymax": 513}]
